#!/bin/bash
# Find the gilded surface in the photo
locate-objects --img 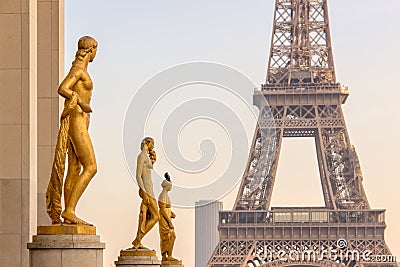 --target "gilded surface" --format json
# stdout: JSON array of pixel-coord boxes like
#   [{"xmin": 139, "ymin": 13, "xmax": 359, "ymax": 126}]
[
  {"xmin": 158, "ymin": 176, "xmax": 180, "ymax": 263},
  {"xmin": 120, "ymin": 249, "xmax": 156, "ymax": 257},
  {"xmin": 37, "ymin": 224, "xmax": 96, "ymax": 235},
  {"xmin": 46, "ymin": 36, "xmax": 98, "ymax": 225},
  {"xmin": 131, "ymin": 137, "xmax": 160, "ymax": 250}
]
